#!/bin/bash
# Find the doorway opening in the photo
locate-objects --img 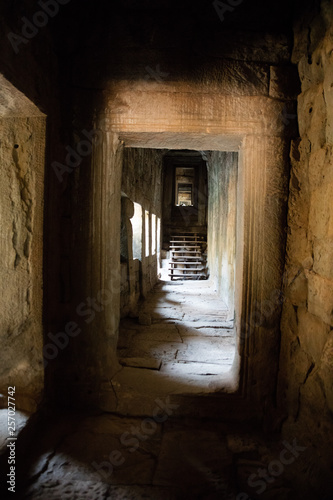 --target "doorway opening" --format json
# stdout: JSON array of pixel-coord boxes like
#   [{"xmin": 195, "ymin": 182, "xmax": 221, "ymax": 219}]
[
  {"xmin": 161, "ymin": 150, "xmax": 209, "ymax": 282},
  {"xmin": 116, "ymin": 146, "xmax": 239, "ymax": 399}
]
